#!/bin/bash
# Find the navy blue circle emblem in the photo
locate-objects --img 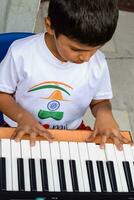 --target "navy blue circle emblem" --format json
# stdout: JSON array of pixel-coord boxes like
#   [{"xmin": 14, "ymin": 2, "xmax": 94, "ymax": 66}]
[{"xmin": 47, "ymin": 100, "xmax": 60, "ymax": 111}]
